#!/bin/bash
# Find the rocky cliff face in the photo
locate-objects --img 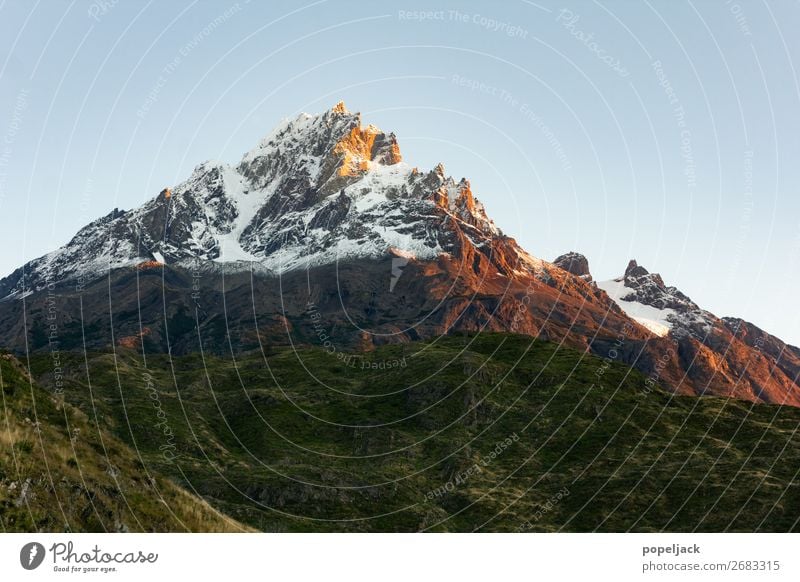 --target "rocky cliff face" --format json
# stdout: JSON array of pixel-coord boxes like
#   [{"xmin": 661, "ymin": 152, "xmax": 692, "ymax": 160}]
[{"xmin": 0, "ymin": 102, "xmax": 797, "ymax": 407}]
